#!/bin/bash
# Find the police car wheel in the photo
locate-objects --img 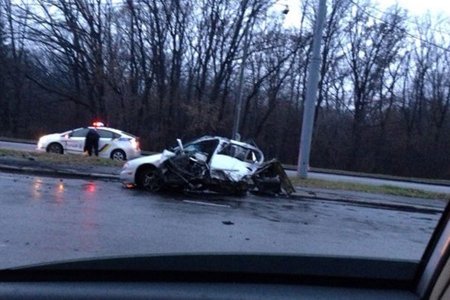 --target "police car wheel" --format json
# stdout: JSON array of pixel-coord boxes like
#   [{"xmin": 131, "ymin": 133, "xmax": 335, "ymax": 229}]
[
  {"xmin": 47, "ymin": 143, "xmax": 63, "ymax": 154},
  {"xmin": 111, "ymin": 149, "xmax": 126, "ymax": 161}
]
